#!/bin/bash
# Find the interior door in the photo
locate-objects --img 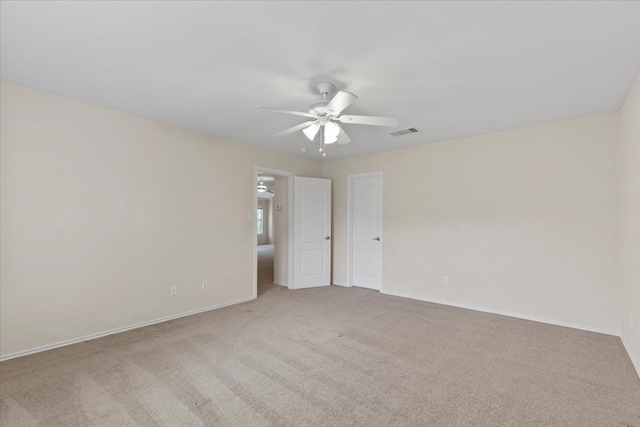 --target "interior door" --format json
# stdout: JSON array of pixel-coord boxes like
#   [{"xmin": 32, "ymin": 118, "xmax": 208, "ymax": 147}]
[
  {"xmin": 351, "ymin": 173, "xmax": 382, "ymax": 290},
  {"xmin": 293, "ymin": 177, "xmax": 332, "ymax": 289}
]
